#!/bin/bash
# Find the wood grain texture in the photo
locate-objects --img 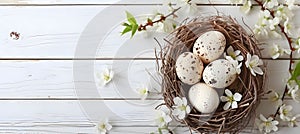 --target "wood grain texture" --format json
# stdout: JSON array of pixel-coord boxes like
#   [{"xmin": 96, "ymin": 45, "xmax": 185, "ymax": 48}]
[
  {"xmin": 0, "ymin": 6, "xmax": 299, "ymax": 59},
  {"xmin": 0, "ymin": 0, "xmax": 299, "ymax": 133},
  {"xmin": 0, "ymin": 60, "xmax": 292, "ymax": 99},
  {"xmin": 0, "ymin": 100, "xmax": 298, "ymax": 133}
]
